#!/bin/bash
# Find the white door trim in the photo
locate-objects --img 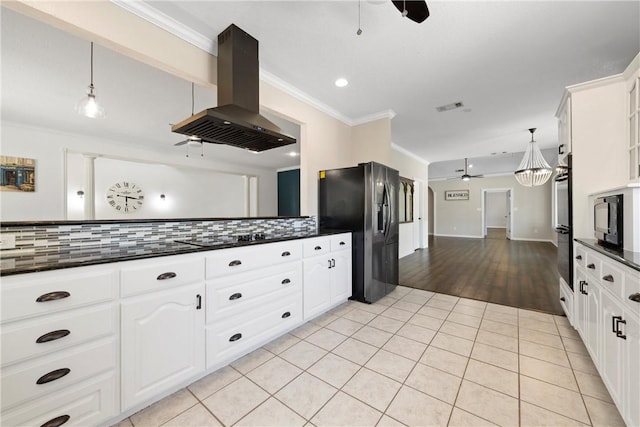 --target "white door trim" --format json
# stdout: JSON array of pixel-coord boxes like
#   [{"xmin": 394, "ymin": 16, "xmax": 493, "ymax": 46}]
[{"xmin": 481, "ymin": 188, "xmax": 513, "ymax": 238}]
